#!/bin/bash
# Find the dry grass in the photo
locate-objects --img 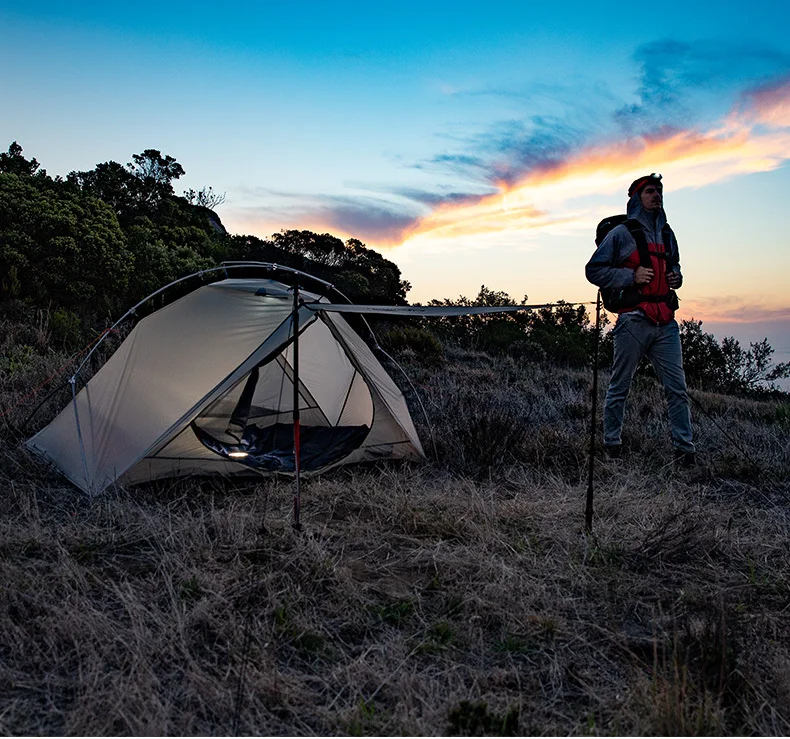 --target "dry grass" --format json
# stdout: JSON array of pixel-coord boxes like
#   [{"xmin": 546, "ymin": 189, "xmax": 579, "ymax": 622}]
[{"xmin": 2, "ymin": 334, "xmax": 790, "ymax": 735}]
